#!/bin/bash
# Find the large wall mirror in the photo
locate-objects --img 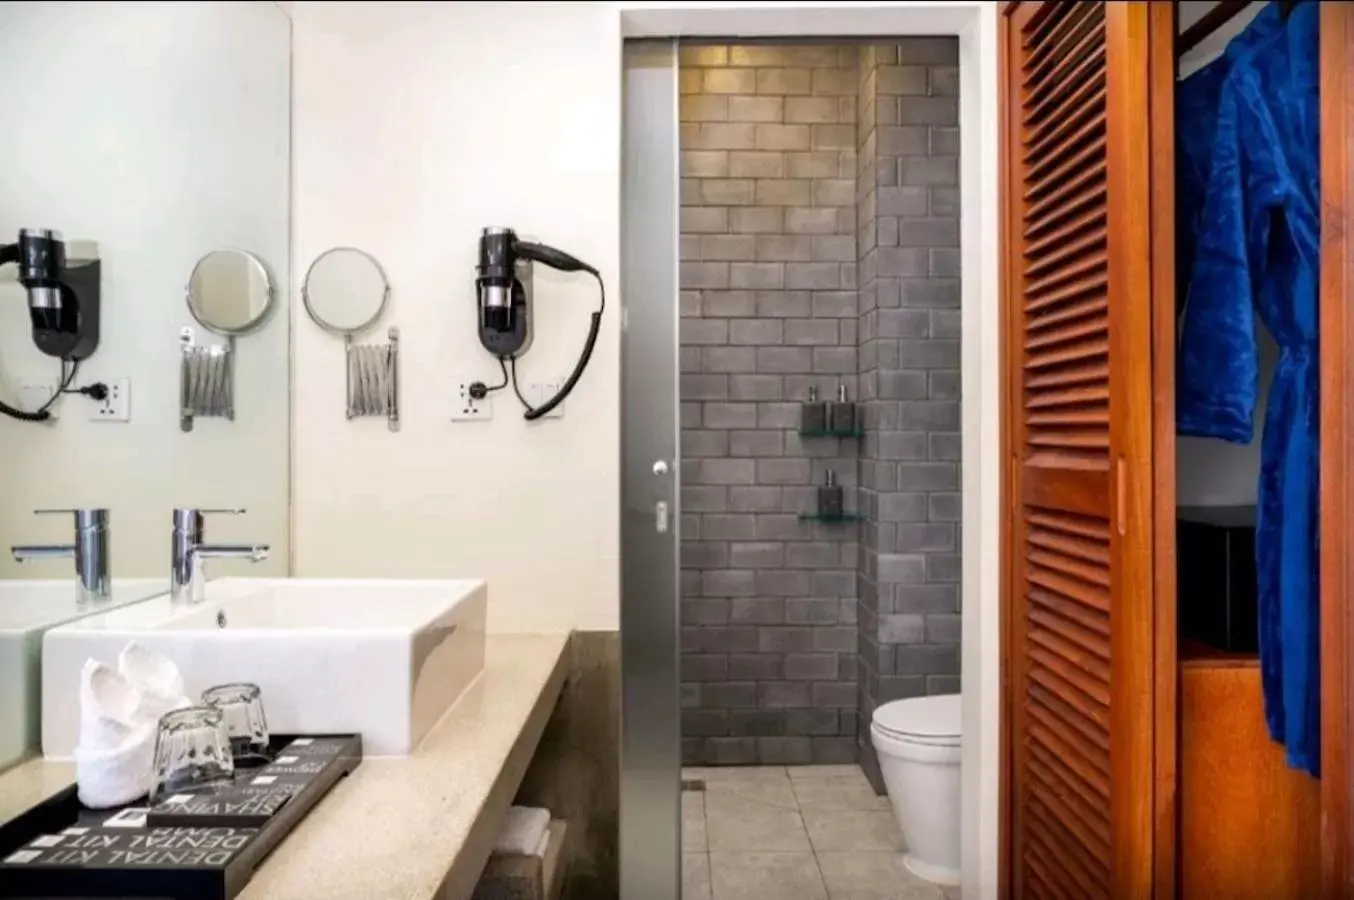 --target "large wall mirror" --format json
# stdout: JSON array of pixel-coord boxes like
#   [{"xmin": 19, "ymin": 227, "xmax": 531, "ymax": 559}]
[{"xmin": 0, "ymin": 1, "xmax": 292, "ymax": 772}]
